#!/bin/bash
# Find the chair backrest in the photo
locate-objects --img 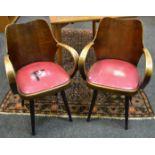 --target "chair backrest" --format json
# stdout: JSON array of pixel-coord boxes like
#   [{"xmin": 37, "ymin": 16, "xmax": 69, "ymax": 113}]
[
  {"xmin": 94, "ymin": 17, "xmax": 143, "ymax": 65},
  {"xmin": 5, "ymin": 19, "xmax": 57, "ymax": 71}
]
